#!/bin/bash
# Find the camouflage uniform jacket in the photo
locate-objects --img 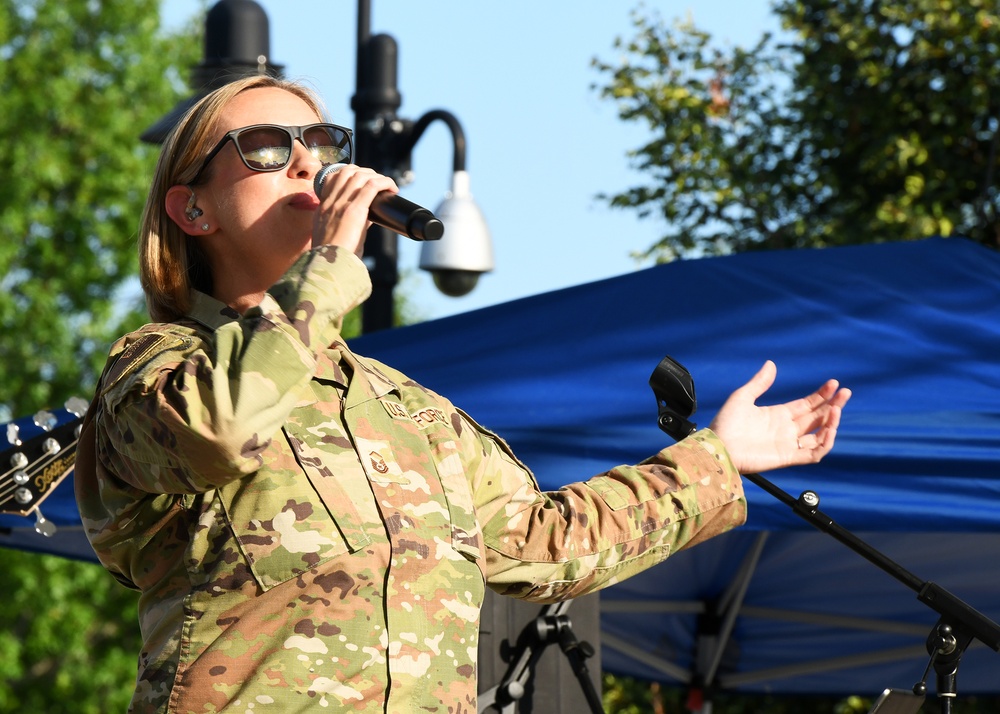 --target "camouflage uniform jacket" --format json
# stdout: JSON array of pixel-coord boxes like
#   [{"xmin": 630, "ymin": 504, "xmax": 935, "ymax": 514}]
[{"xmin": 75, "ymin": 245, "xmax": 746, "ymax": 713}]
